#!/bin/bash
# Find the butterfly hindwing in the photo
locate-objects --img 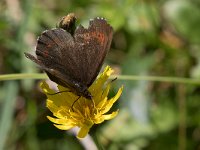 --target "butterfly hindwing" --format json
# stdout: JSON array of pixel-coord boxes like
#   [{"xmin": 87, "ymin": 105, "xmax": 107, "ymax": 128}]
[{"xmin": 71, "ymin": 18, "xmax": 113, "ymax": 86}]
